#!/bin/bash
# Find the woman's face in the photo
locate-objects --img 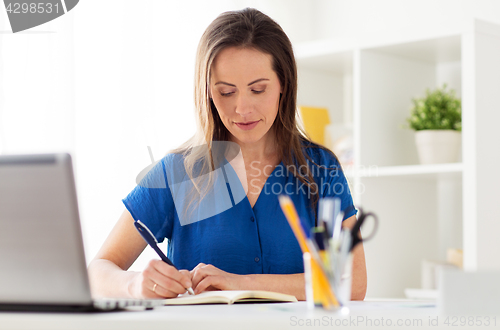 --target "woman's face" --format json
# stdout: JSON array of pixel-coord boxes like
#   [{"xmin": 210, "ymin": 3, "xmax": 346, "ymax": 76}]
[{"xmin": 210, "ymin": 47, "xmax": 281, "ymax": 148}]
